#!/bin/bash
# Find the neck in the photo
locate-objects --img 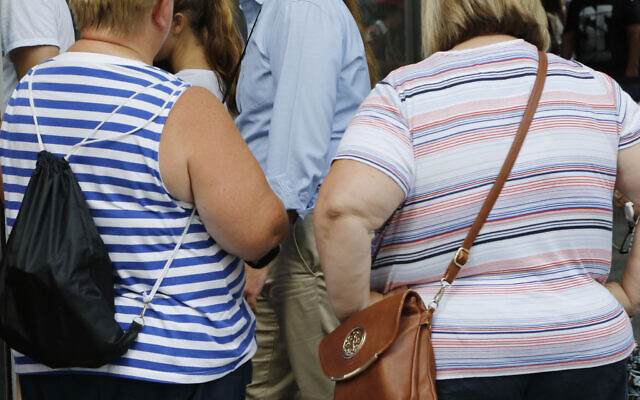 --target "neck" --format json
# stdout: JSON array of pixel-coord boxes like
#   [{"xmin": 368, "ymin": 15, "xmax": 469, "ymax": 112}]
[
  {"xmin": 170, "ymin": 34, "xmax": 210, "ymax": 72},
  {"xmin": 70, "ymin": 29, "xmax": 158, "ymax": 64},
  {"xmin": 452, "ymin": 34, "xmax": 518, "ymax": 51}
]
